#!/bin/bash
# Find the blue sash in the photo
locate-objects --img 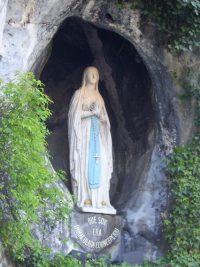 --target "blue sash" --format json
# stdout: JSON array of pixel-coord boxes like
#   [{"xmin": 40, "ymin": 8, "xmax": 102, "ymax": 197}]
[{"xmin": 88, "ymin": 115, "xmax": 101, "ymax": 189}]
